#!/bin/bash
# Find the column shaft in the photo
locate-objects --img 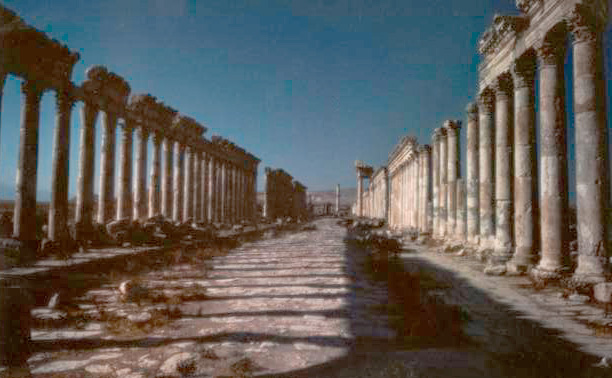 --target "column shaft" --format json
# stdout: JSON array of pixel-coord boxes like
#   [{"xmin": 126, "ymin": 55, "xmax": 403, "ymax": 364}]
[
  {"xmin": 193, "ymin": 151, "xmax": 202, "ymax": 223},
  {"xmin": 466, "ymin": 103, "xmax": 480, "ymax": 245},
  {"xmin": 75, "ymin": 103, "xmax": 98, "ymax": 237},
  {"xmin": 208, "ymin": 157, "xmax": 216, "ymax": 223},
  {"xmin": 97, "ymin": 112, "xmax": 117, "ymax": 224},
  {"xmin": 183, "ymin": 146, "xmax": 194, "ymax": 222},
  {"xmin": 432, "ymin": 133, "xmax": 440, "ymax": 237},
  {"xmin": 148, "ymin": 133, "xmax": 162, "ymax": 218},
  {"xmin": 446, "ymin": 121, "xmax": 461, "ymax": 239},
  {"xmin": 439, "ymin": 130, "xmax": 447, "ymax": 237},
  {"xmin": 173, "ymin": 142, "xmax": 185, "ymax": 222},
  {"xmin": 48, "ymin": 90, "xmax": 73, "ymax": 241},
  {"xmin": 14, "ymin": 81, "xmax": 43, "ymax": 241},
  {"xmin": 478, "ymin": 90, "xmax": 496, "ymax": 248},
  {"xmin": 161, "ymin": 138, "xmax": 174, "ymax": 218},
  {"xmin": 133, "ymin": 127, "xmax": 148, "ymax": 221},
  {"xmin": 457, "ymin": 178, "xmax": 467, "ymax": 241},
  {"xmin": 116, "ymin": 122, "xmax": 133, "ymax": 221}
]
